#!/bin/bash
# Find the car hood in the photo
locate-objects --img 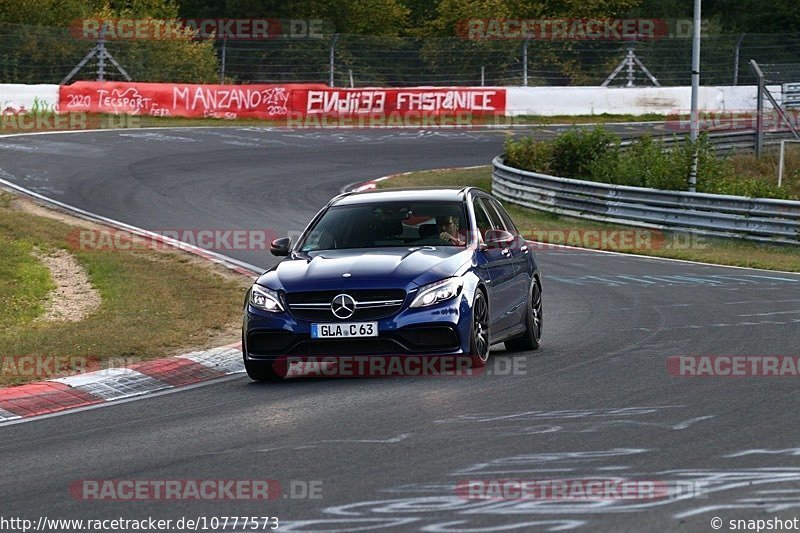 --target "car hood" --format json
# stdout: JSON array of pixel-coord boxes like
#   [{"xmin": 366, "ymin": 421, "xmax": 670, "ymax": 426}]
[{"xmin": 257, "ymin": 247, "xmax": 472, "ymax": 292}]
